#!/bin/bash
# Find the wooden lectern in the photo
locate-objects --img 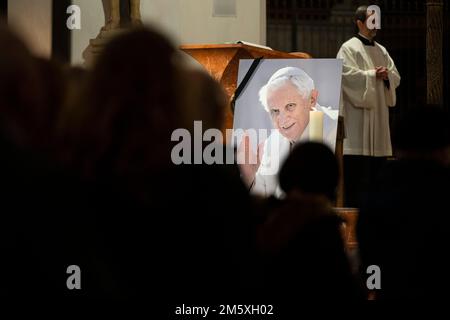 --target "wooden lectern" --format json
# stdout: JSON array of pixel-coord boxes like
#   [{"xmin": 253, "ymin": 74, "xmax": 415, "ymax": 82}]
[
  {"xmin": 180, "ymin": 44, "xmax": 310, "ymax": 131},
  {"xmin": 180, "ymin": 43, "xmax": 345, "ymax": 207}
]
